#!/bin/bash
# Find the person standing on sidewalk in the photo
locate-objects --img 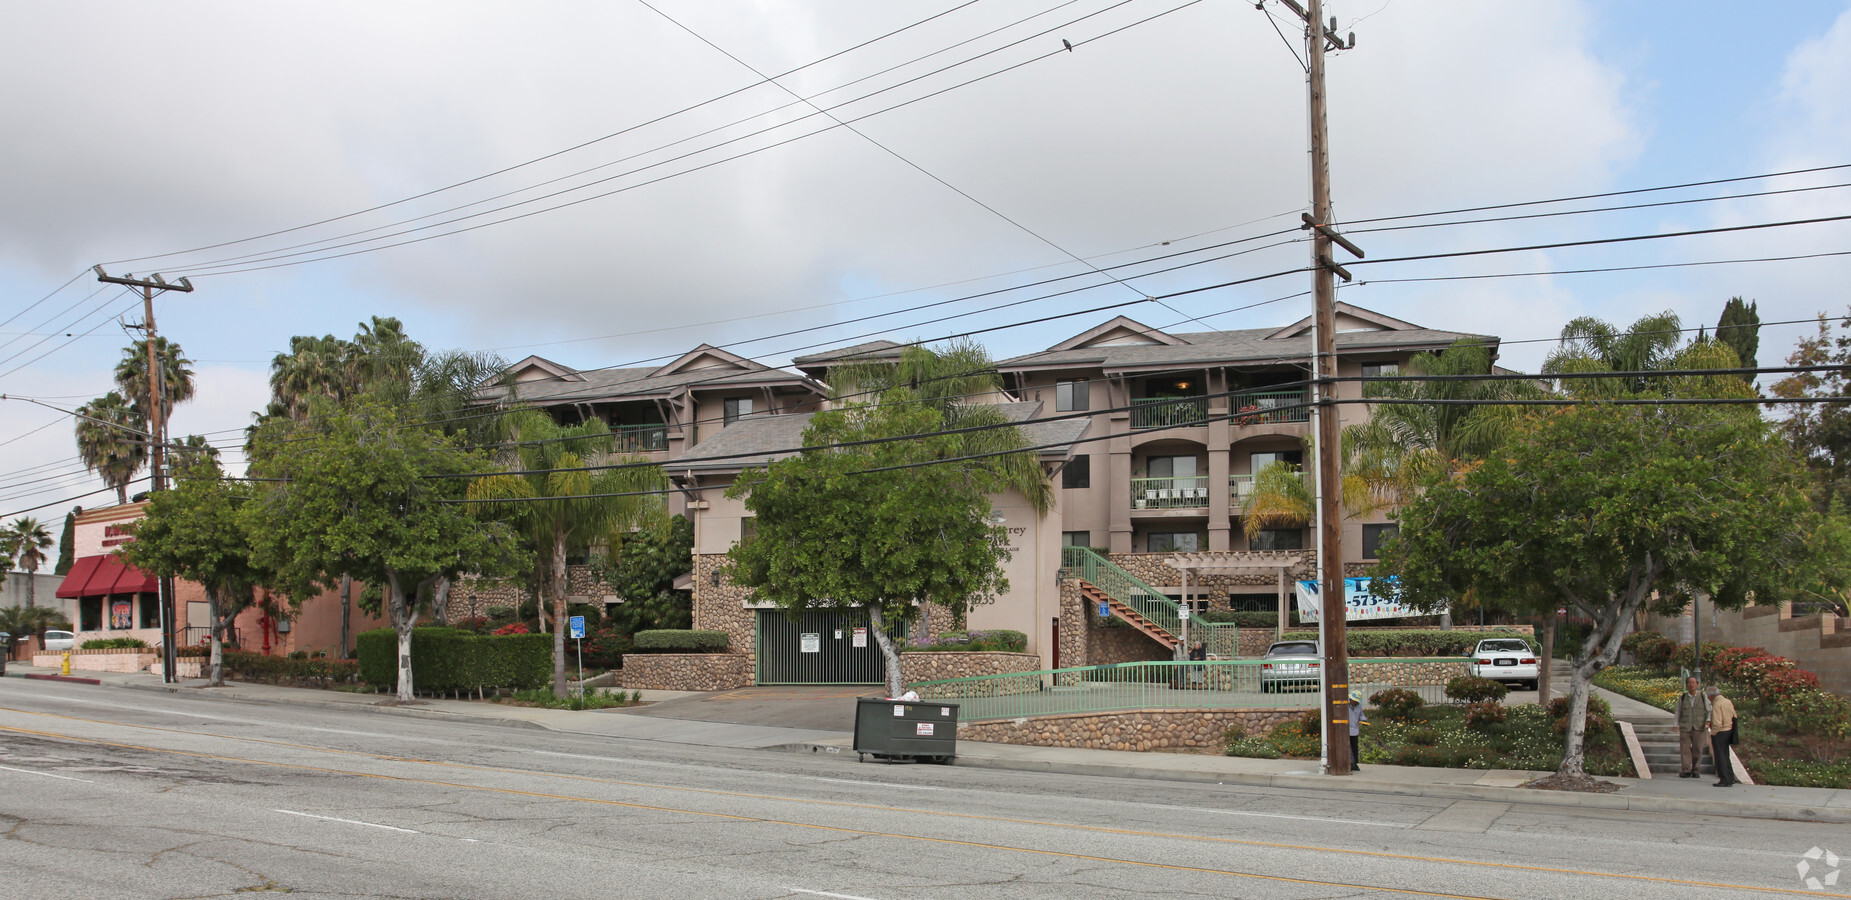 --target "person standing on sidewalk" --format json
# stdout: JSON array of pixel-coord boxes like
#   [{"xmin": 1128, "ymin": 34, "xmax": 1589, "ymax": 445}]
[
  {"xmin": 1676, "ymin": 677, "xmax": 1710, "ymax": 778},
  {"xmin": 1706, "ymin": 686, "xmax": 1738, "ymax": 787},
  {"xmin": 1349, "ymin": 693, "xmax": 1366, "ymax": 772}
]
